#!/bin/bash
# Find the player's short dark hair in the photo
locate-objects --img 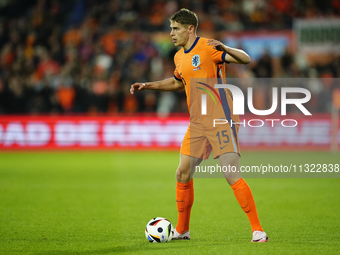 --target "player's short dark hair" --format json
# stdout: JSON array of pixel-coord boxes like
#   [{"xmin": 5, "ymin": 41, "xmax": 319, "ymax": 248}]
[{"xmin": 169, "ymin": 8, "xmax": 198, "ymax": 32}]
